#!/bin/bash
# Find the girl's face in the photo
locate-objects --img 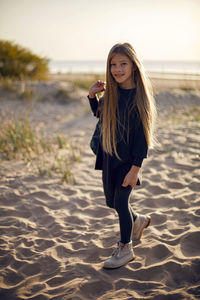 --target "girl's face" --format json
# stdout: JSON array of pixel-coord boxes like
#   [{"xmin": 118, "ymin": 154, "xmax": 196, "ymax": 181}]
[{"xmin": 110, "ymin": 53, "xmax": 134, "ymax": 89}]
